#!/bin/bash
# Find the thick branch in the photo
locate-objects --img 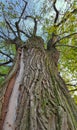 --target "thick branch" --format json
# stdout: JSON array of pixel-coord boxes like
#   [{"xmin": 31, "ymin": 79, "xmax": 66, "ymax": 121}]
[
  {"xmin": 47, "ymin": 33, "xmax": 60, "ymax": 50},
  {"xmin": 33, "ymin": 18, "xmax": 37, "ymax": 36},
  {"xmin": 15, "ymin": 22, "xmax": 20, "ymax": 39},
  {"xmin": 53, "ymin": 0, "xmax": 59, "ymax": 24},
  {"xmin": 47, "ymin": 32, "xmax": 77, "ymax": 49}
]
